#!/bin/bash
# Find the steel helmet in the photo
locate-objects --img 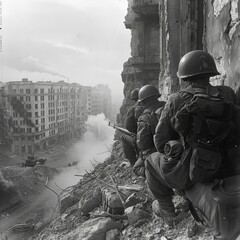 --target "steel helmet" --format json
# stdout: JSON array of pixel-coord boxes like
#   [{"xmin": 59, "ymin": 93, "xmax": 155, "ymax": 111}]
[
  {"xmin": 177, "ymin": 50, "xmax": 220, "ymax": 80},
  {"xmin": 138, "ymin": 85, "xmax": 160, "ymax": 102},
  {"xmin": 130, "ymin": 88, "xmax": 139, "ymax": 100}
]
